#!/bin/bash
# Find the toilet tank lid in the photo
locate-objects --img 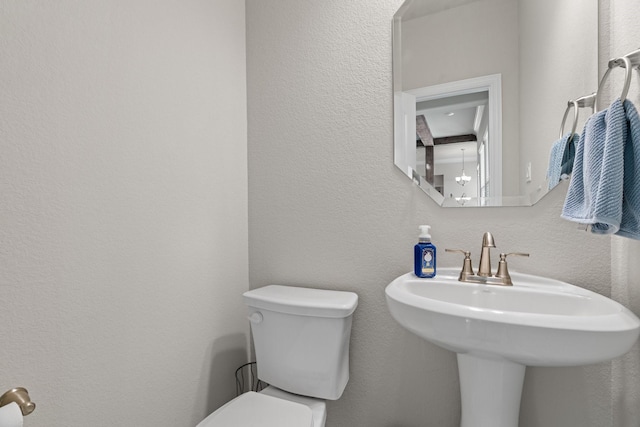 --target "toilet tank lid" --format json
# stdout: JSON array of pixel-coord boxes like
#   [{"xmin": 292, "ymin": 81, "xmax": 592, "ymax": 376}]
[{"xmin": 243, "ymin": 285, "xmax": 358, "ymax": 318}]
